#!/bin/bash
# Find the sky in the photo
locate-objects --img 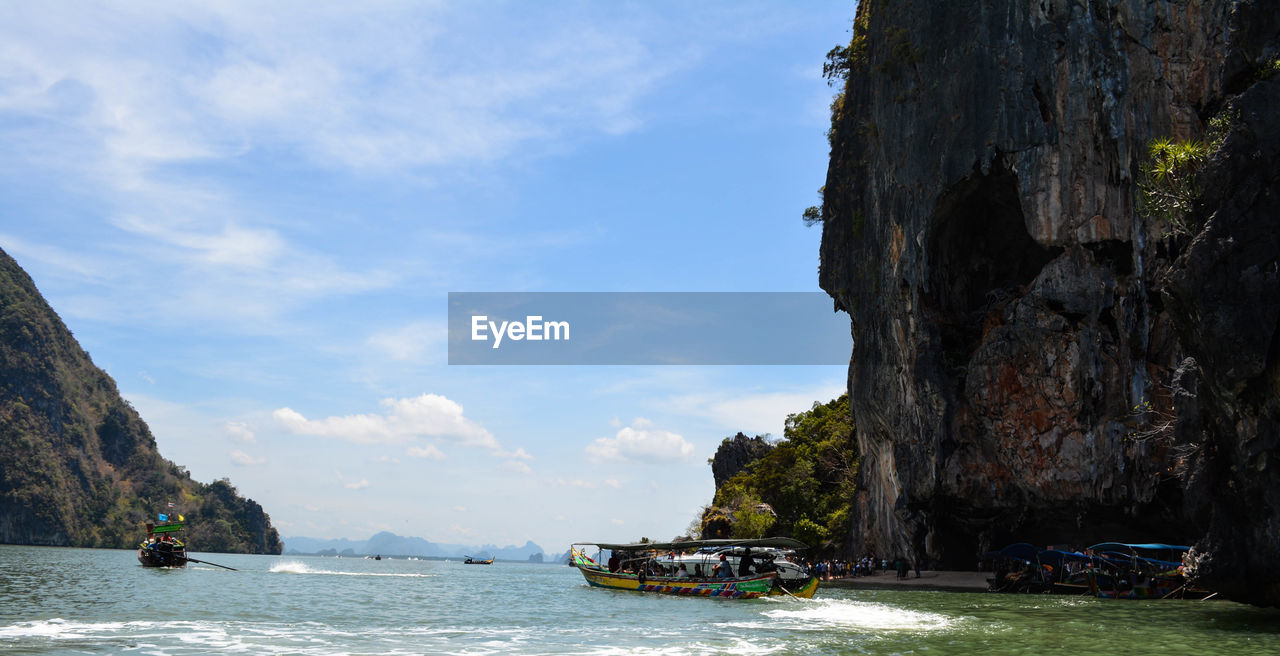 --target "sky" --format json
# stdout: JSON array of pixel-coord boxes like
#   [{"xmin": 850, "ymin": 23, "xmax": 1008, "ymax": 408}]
[{"xmin": 0, "ymin": 1, "xmax": 856, "ymax": 553}]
